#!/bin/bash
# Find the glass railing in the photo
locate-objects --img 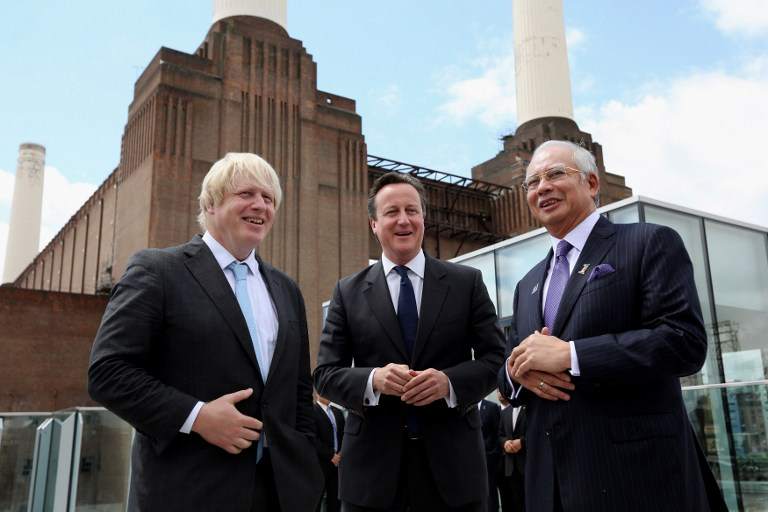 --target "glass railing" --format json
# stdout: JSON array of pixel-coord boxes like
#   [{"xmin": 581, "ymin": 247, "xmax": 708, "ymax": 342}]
[
  {"xmin": 683, "ymin": 381, "xmax": 768, "ymax": 512},
  {"xmin": 0, "ymin": 408, "xmax": 132, "ymax": 512},
  {"xmin": 2, "ymin": 384, "xmax": 767, "ymax": 511}
]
